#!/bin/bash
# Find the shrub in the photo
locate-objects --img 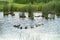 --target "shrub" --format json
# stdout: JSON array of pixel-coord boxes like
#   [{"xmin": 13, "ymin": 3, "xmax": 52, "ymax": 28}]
[{"xmin": 42, "ymin": 1, "xmax": 60, "ymax": 15}]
